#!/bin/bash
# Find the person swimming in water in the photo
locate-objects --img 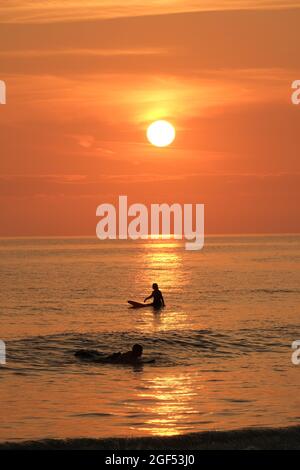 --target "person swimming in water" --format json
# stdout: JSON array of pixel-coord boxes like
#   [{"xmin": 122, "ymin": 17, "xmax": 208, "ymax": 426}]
[
  {"xmin": 75, "ymin": 344, "xmax": 145, "ymax": 365},
  {"xmin": 106, "ymin": 344, "xmax": 143, "ymax": 364},
  {"xmin": 144, "ymin": 283, "xmax": 165, "ymax": 309}
]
